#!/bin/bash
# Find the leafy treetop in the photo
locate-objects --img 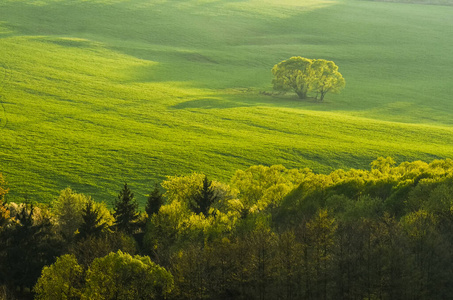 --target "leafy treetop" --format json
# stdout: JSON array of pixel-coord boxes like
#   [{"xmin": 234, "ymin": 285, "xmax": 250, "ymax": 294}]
[{"xmin": 272, "ymin": 56, "xmax": 345, "ymax": 101}]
